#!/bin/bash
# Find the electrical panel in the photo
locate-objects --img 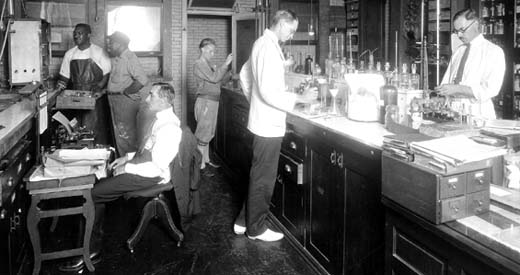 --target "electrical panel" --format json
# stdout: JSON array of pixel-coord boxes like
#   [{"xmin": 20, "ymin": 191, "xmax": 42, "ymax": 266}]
[{"xmin": 8, "ymin": 20, "xmax": 51, "ymax": 85}]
